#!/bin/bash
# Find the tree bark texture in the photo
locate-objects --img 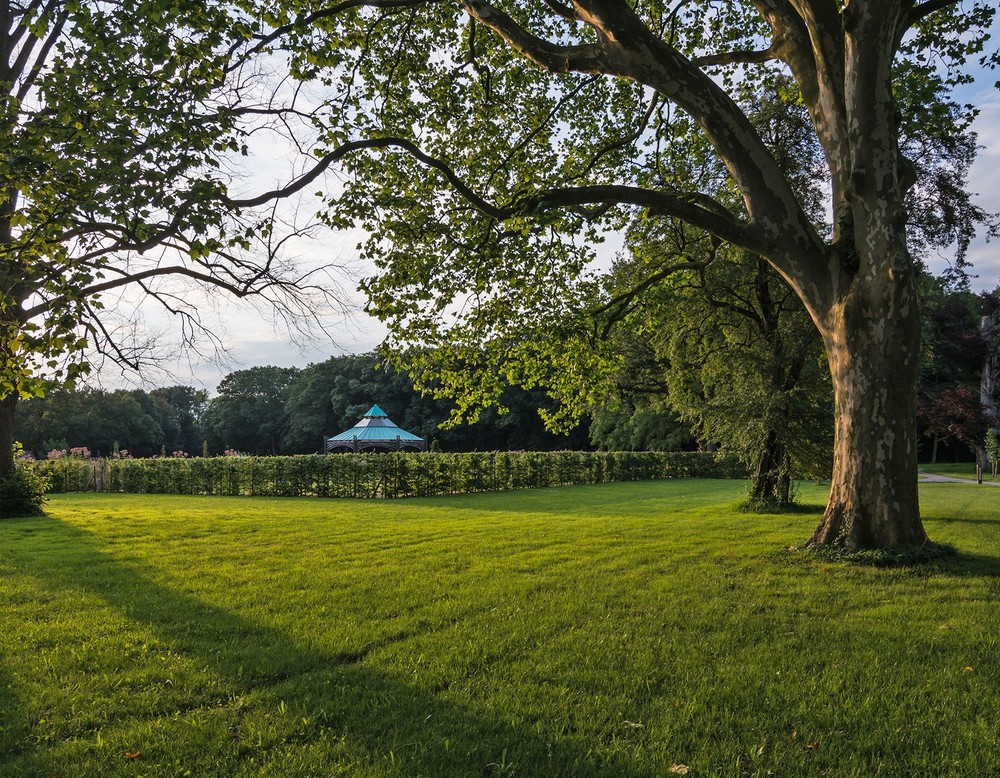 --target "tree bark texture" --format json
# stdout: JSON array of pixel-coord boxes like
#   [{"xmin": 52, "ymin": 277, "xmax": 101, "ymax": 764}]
[
  {"xmin": 808, "ymin": 264, "xmax": 926, "ymax": 549},
  {"xmin": 750, "ymin": 430, "xmax": 791, "ymax": 506},
  {"xmin": 981, "ymin": 308, "xmax": 998, "ymax": 425},
  {"xmin": 0, "ymin": 393, "xmax": 17, "ymax": 481}
]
